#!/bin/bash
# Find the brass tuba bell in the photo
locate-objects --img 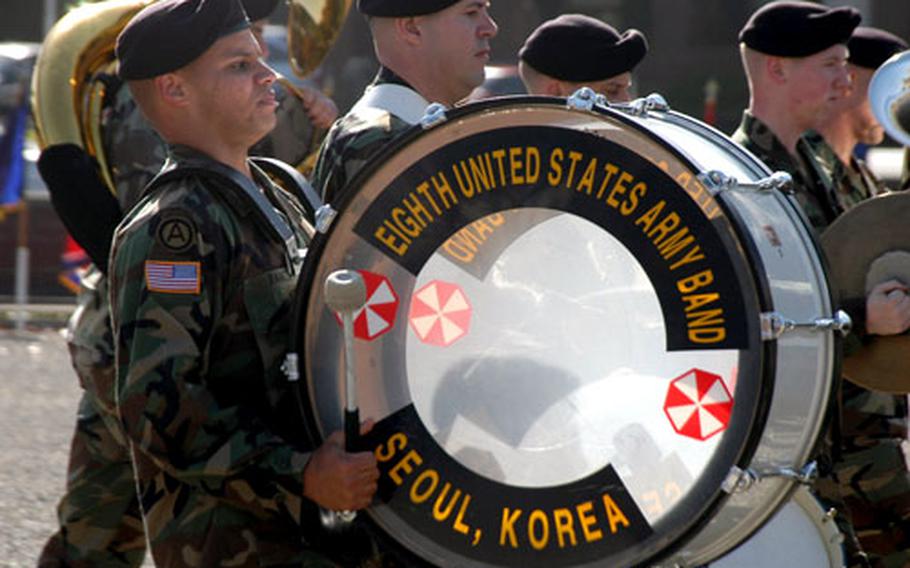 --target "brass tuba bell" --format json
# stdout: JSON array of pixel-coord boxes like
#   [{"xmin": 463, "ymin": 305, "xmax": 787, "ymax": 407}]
[
  {"xmin": 30, "ymin": 0, "xmax": 151, "ymax": 194},
  {"xmin": 286, "ymin": 0, "xmax": 352, "ymax": 78},
  {"xmin": 869, "ymin": 49, "xmax": 910, "ymax": 147}
]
